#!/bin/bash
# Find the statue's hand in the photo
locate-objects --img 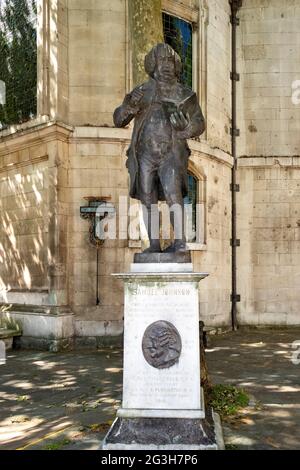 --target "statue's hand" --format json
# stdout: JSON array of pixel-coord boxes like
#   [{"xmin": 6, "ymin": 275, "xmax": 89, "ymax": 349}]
[
  {"xmin": 125, "ymin": 88, "xmax": 144, "ymax": 108},
  {"xmin": 170, "ymin": 111, "xmax": 190, "ymax": 131}
]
